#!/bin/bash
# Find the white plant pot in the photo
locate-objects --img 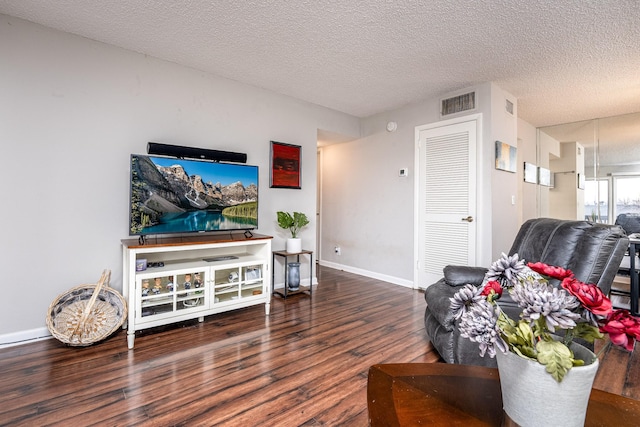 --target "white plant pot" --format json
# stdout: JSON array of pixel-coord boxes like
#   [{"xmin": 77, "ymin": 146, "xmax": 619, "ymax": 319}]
[
  {"xmin": 496, "ymin": 341, "xmax": 599, "ymax": 427},
  {"xmin": 286, "ymin": 238, "xmax": 302, "ymax": 254}
]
